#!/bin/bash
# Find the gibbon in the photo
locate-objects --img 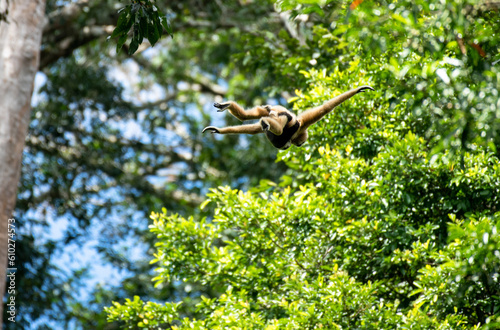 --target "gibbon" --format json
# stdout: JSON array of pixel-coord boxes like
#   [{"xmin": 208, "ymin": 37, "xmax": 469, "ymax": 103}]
[{"xmin": 202, "ymin": 86, "xmax": 374, "ymax": 150}]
